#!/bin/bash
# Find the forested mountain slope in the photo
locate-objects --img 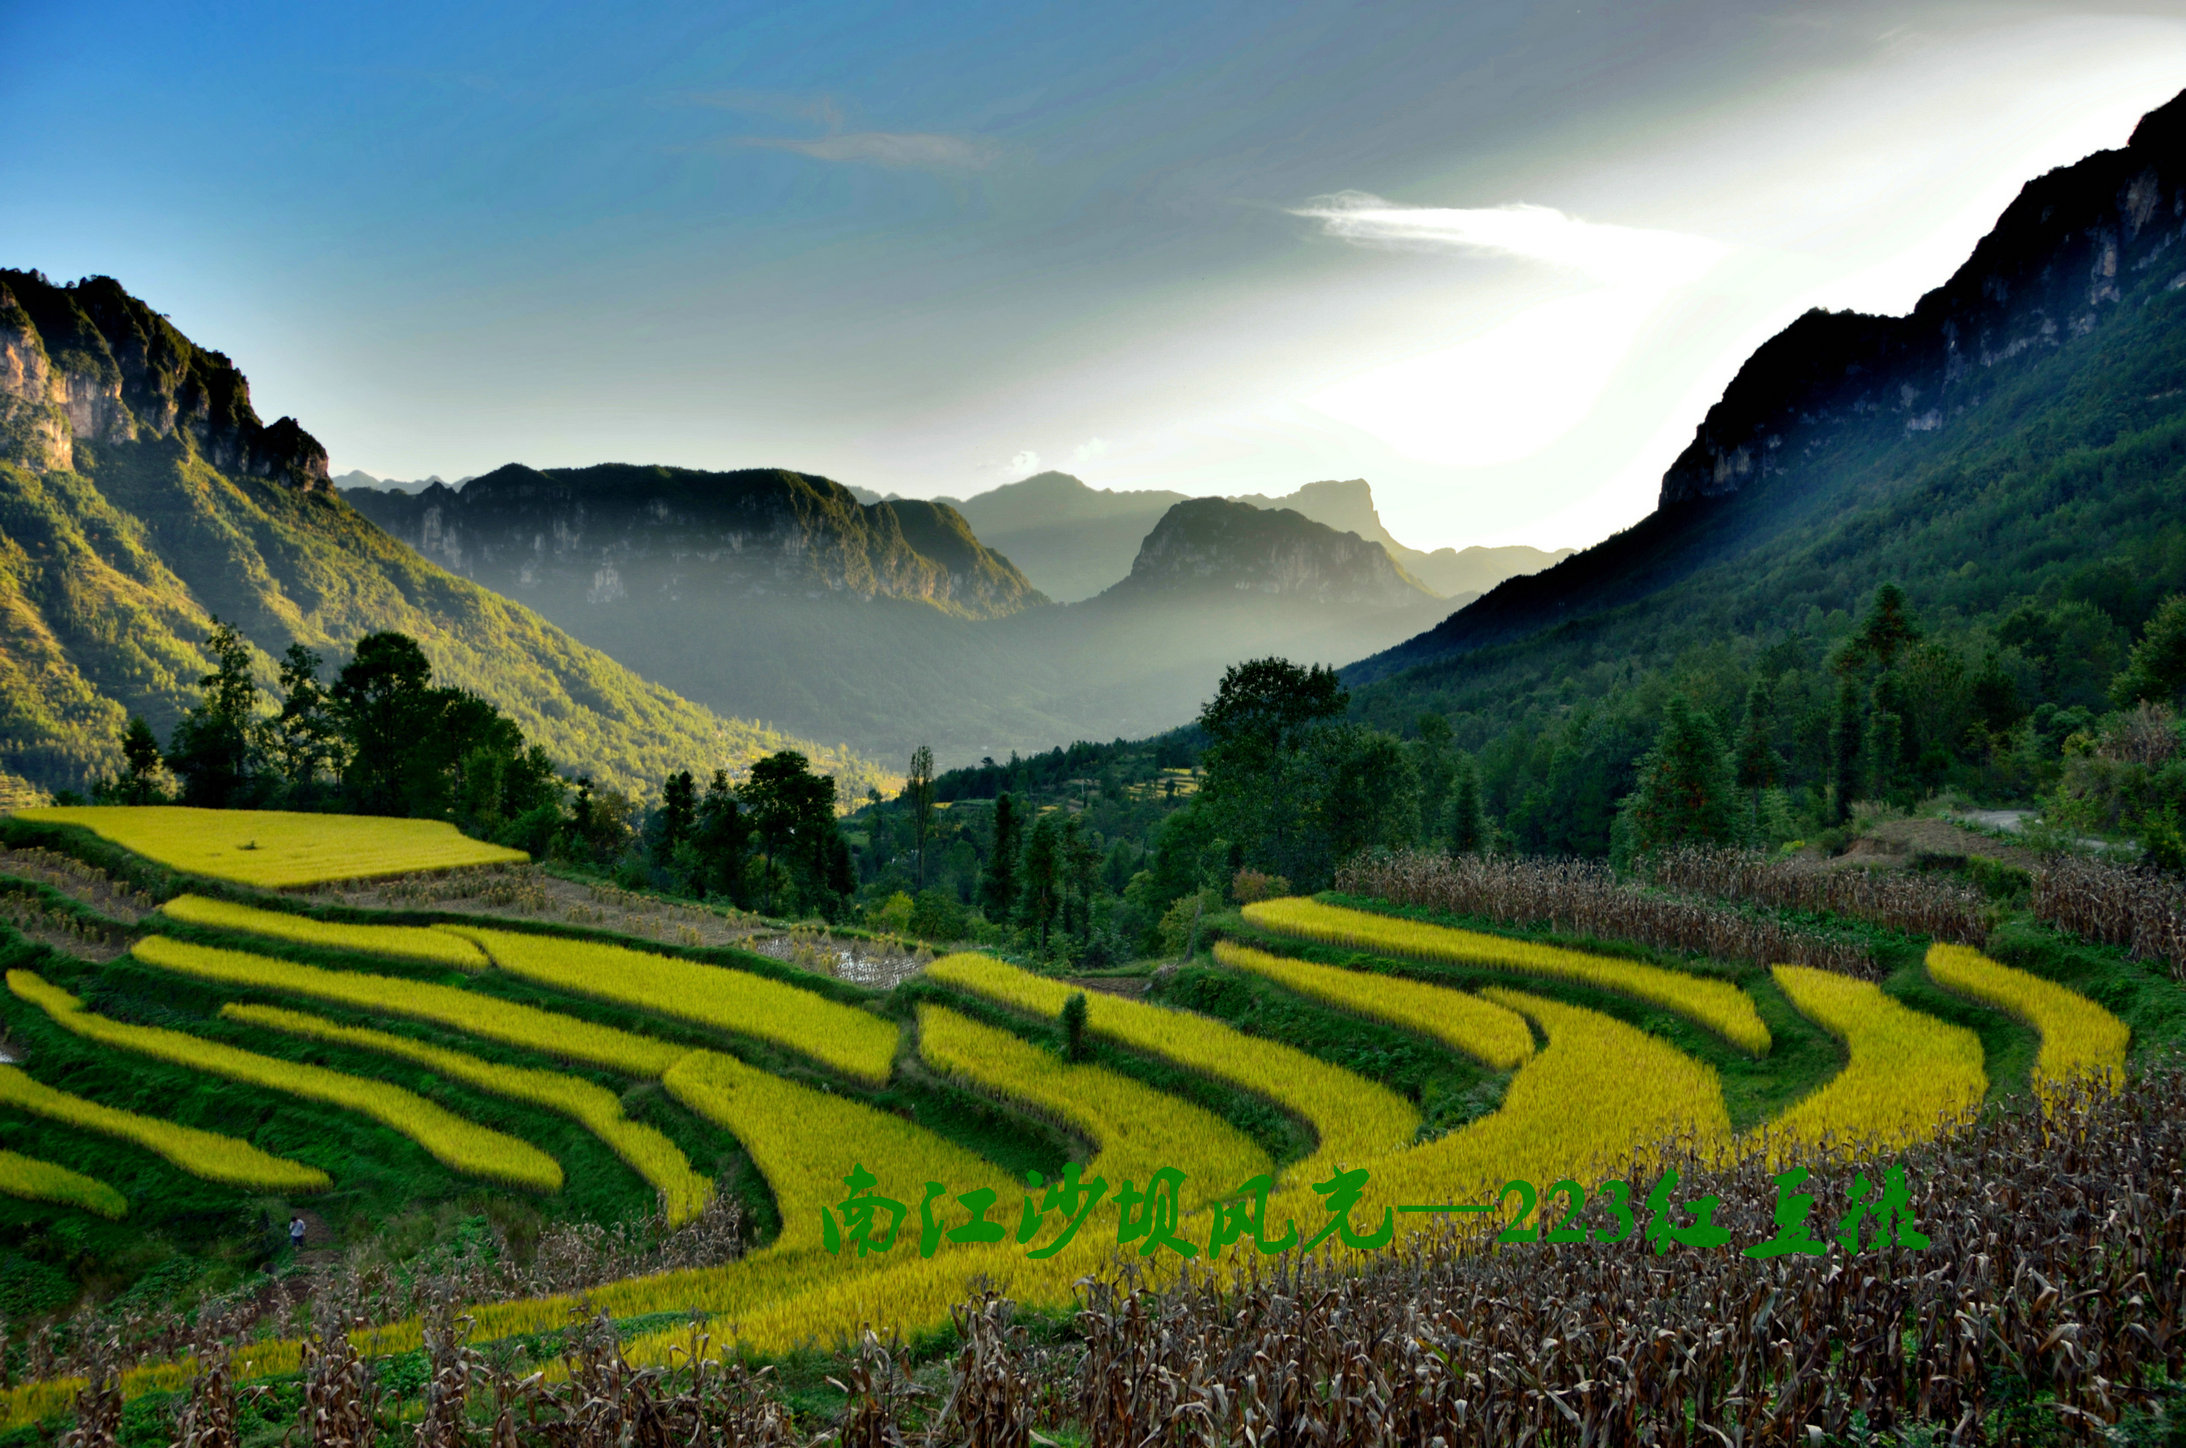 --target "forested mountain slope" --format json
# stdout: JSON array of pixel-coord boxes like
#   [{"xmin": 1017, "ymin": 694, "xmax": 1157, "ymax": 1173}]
[
  {"xmin": 1355, "ymin": 88, "xmax": 2186, "ymax": 688},
  {"xmin": 0, "ymin": 270, "xmax": 889, "ymax": 802},
  {"xmin": 1339, "ymin": 86, "xmax": 2186, "ymax": 855}
]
